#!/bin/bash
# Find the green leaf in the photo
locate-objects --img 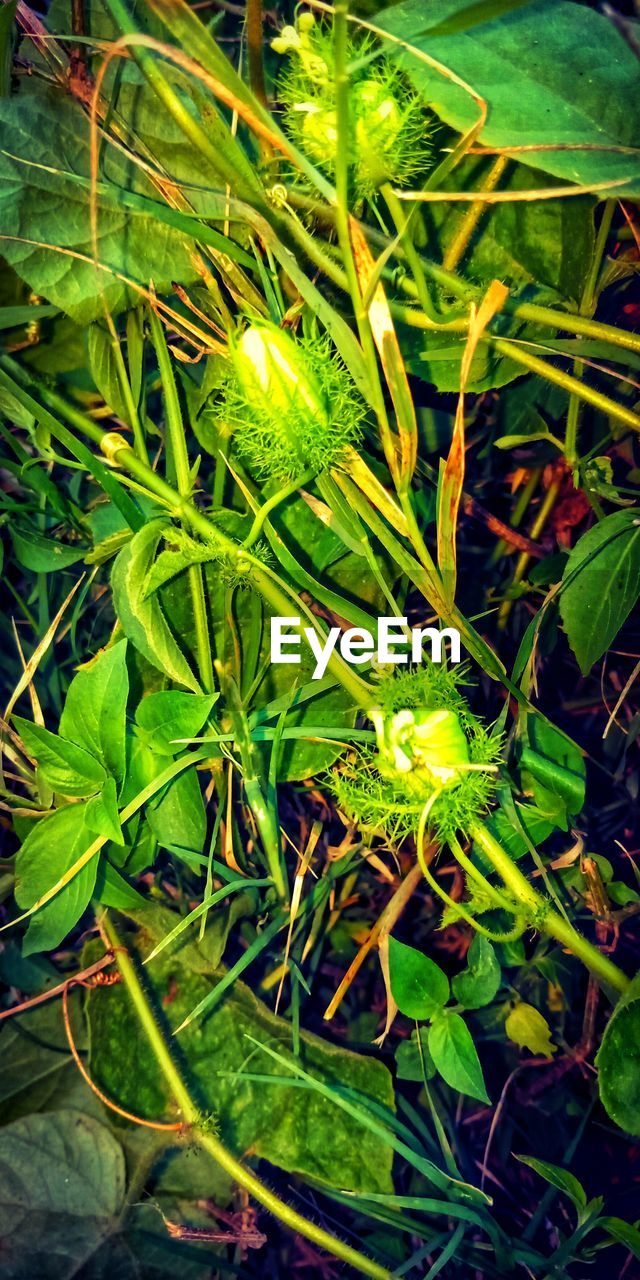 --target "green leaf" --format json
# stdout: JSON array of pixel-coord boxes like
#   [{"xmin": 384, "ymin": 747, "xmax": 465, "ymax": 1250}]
[
  {"xmin": 11, "ymin": 525, "xmax": 85, "ymax": 572},
  {"xmin": 394, "ymin": 1027, "xmax": 436, "ymax": 1082},
  {"xmin": 135, "ymin": 690, "xmax": 218, "ymax": 755},
  {"xmin": 94, "ymin": 859, "xmax": 148, "ymax": 910},
  {"xmin": 0, "ymin": 80, "xmax": 199, "ymax": 322},
  {"xmin": 378, "ymin": 0, "xmax": 640, "ymax": 197},
  {"xmin": 388, "ymin": 936, "xmax": 450, "ymax": 1020},
  {"xmin": 0, "ymin": 1111, "xmax": 125, "ymax": 1278},
  {"xmin": 520, "ymin": 716, "xmax": 586, "ymax": 825},
  {"xmin": 598, "ymin": 1217, "xmax": 640, "ymax": 1261},
  {"xmin": 60, "ymin": 640, "xmax": 129, "ymax": 785},
  {"xmin": 560, "ymin": 510, "xmax": 640, "ymax": 674},
  {"xmin": 0, "ymin": 993, "xmax": 86, "ymax": 1107},
  {"xmin": 87, "ymin": 936, "xmax": 396, "ymax": 1195},
  {"xmin": 595, "ymin": 974, "xmax": 640, "ymax": 1135},
  {"xmin": 428, "ymin": 1011, "xmax": 490, "ymax": 1104},
  {"xmin": 112, "ymin": 522, "xmax": 201, "ymax": 694},
  {"xmin": 515, "ymin": 1155, "xmax": 587, "ymax": 1210},
  {"xmin": 15, "ymin": 803, "xmax": 100, "ymax": 955},
  {"xmin": 505, "ymin": 1003, "xmax": 556, "ymax": 1057},
  {"xmin": 13, "ymin": 718, "xmax": 106, "ymax": 797},
  {"xmin": 87, "ymin": 323, "xmax": 130, "ymax": 422},
  {"xmin": 129, "ymin": 738, "xmax": 206, "ymax": 861},
  {"xmin": 452, "ymin": 936, "xmax": 501, "ymax": 1010},
  {"xmin": 419, "ymin": 156, "xmax": 594, "ymax": 302},
  {"xmin": 85, "ymin": 777, "xmax": 124, "ymax": 845}
]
